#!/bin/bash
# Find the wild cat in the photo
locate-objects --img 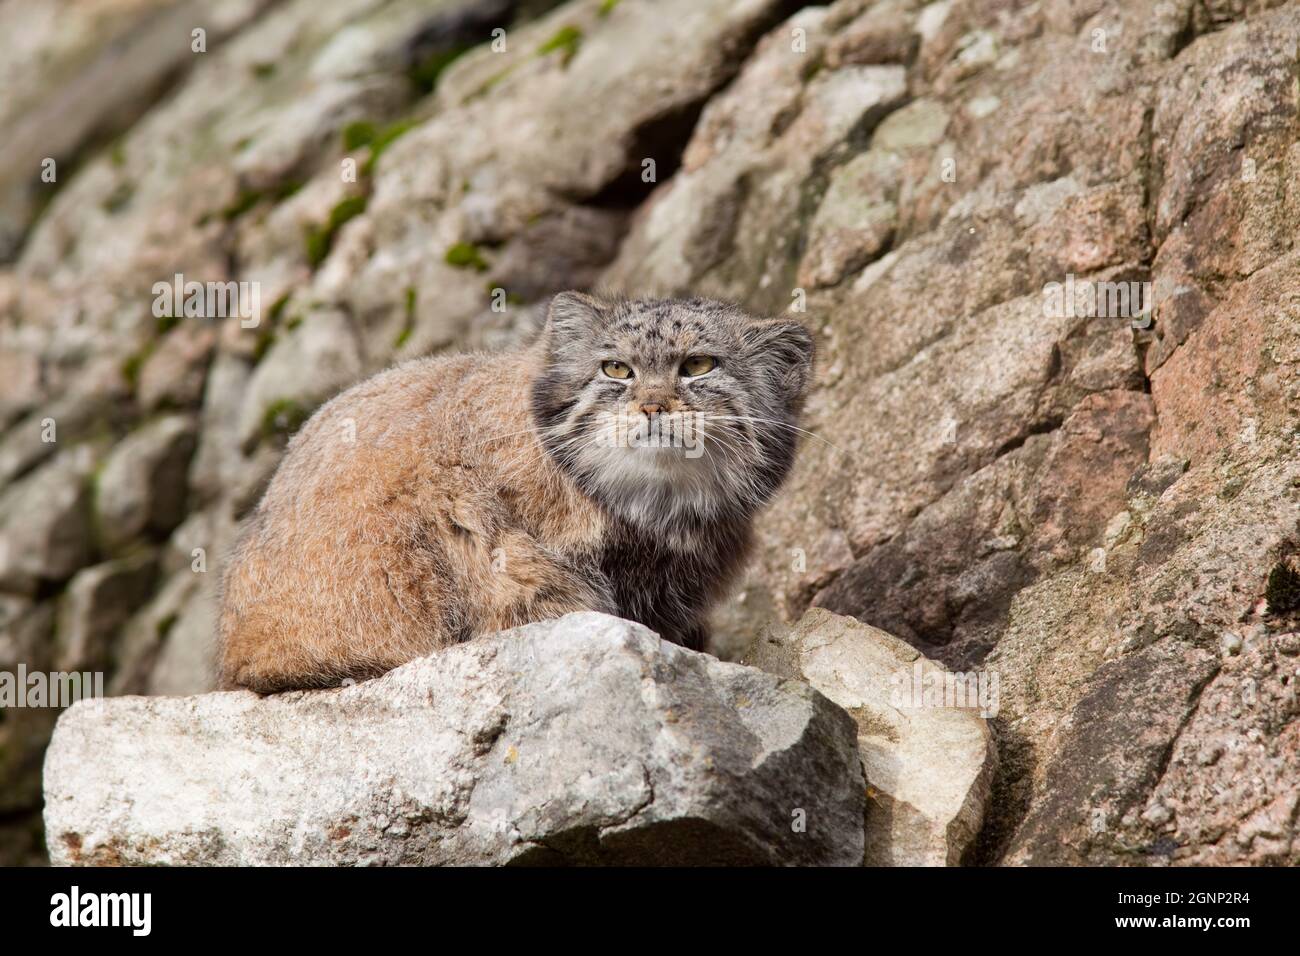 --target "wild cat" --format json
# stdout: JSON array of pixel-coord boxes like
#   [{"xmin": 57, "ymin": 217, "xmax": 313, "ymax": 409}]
[{"xmin": 218, "ymin": 292, "xmax": 814, "ymax": 692}]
